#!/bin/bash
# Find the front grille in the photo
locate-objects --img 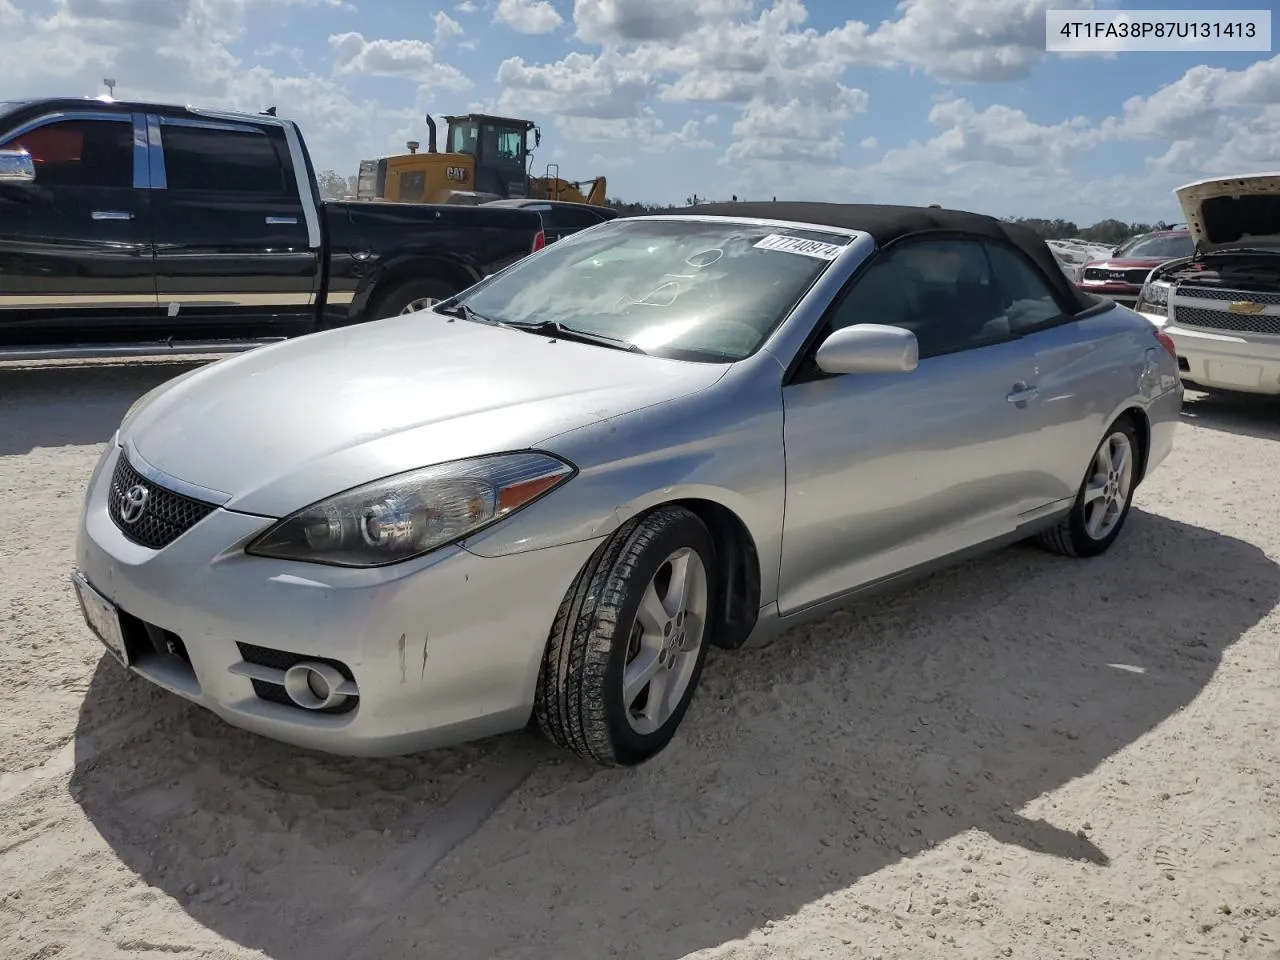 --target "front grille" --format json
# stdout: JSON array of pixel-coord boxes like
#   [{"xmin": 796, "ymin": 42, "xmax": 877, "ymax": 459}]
[
  {"xmin": 1179, "ymin": 287, "xmax": 1280, "ymax": 306},
  {"xmin": 1082, "ymin": 267, "xmax": 1149, "ymax": 285},
  {"xmin": 107, "ymin": 454, "xmax": 218, "ymax": 550},
  {"xmin": 1173, "ymin": 305, "xmax": 1280, "ymax": 337},
  {"xmin": 236, "ymin": 642, "xmax": 359, "ymax": 715}
]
